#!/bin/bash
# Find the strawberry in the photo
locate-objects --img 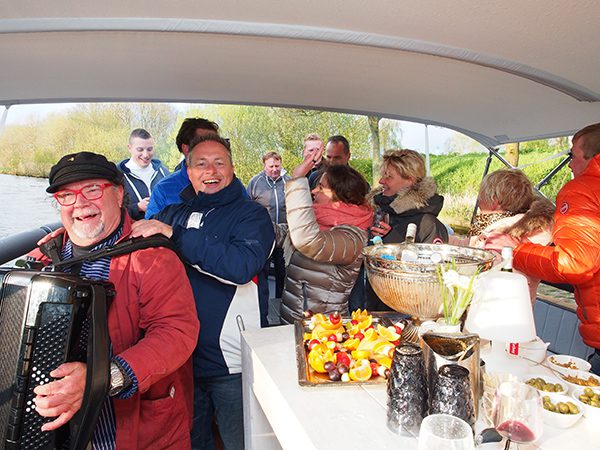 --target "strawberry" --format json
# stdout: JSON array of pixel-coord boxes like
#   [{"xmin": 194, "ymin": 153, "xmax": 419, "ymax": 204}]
[{"xmin": 336, "ymin": 352, "xmax": 351, "ymax": 367}]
